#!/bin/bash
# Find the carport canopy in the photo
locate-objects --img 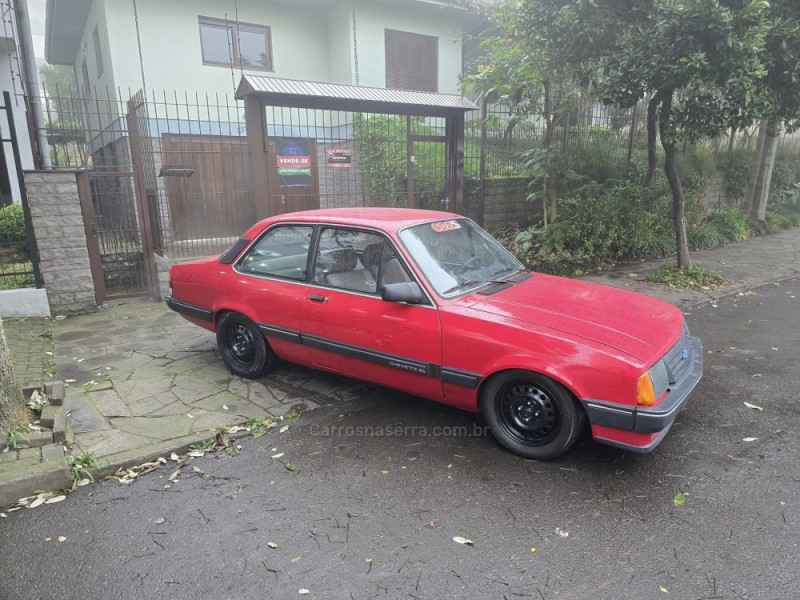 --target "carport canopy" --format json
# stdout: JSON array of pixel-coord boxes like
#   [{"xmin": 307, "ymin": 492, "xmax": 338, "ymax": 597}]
[{"xmin": 235, "ymin": 75, "xmax": 478, "ymax": 219}]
